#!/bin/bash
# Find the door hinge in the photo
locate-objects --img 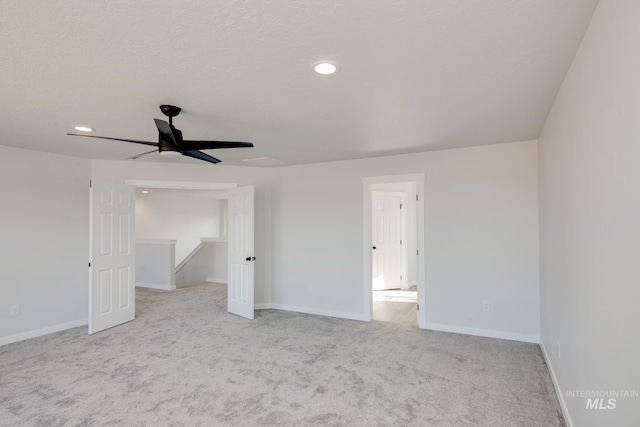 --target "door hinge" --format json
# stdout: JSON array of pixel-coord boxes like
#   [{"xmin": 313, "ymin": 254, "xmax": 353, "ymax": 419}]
[
  {"xmin": 400, "ymin": 239, "xmax": 402, "ymax": 245},
  {"xmin": 417, "ymin": 304, "xmax": 419, "ymax": 310},
  {"xmin": 88, "ymin": 262, "xmax": 91, "ymax": 267},
  {"xmin": 416, "ymin": 194, "xmax": 418, "ymax": 201},
  {"xmin": 417, "ymin": 249, "xmax": 419, "ymax": 255},
  {"xmin": 400, "ymin": 275, "xmax": 402, "ymax": 280},
  {"xmin": 400, "ymin": 203, "xmax": 403, "ymax": 209},
  {"xmin": 89, "ymin": 179, "xmax": 93, "ymax": 188}
]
